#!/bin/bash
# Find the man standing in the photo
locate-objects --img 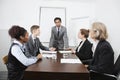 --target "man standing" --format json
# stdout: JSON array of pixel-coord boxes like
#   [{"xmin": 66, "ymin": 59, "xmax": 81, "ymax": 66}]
[{"xmin": 49, "ymin": 17, "xmax": 69, "ymax": 50}]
